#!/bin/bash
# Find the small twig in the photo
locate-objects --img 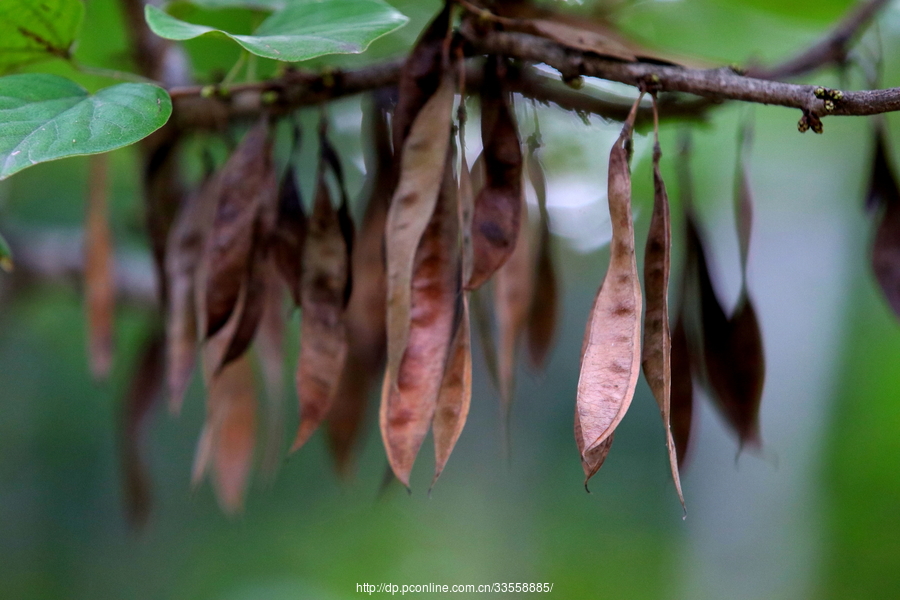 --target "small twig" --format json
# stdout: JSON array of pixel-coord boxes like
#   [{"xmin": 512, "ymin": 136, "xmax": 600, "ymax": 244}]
[
  {"xmin": 749, "ymin": 0, "xmax": 889, "ymax": 80},
  {"xmin": 462, "ymin": 25, "xmax": 900, "ymax": 123}
]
